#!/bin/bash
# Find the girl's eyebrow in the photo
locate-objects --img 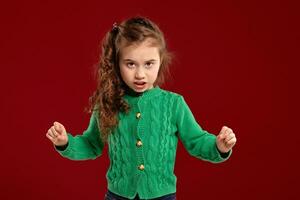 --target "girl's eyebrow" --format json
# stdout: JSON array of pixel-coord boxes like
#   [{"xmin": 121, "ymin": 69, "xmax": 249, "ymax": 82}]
[{"xmin": 123, "ymin": 59, "xmax": 157, "ymax": 62}]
